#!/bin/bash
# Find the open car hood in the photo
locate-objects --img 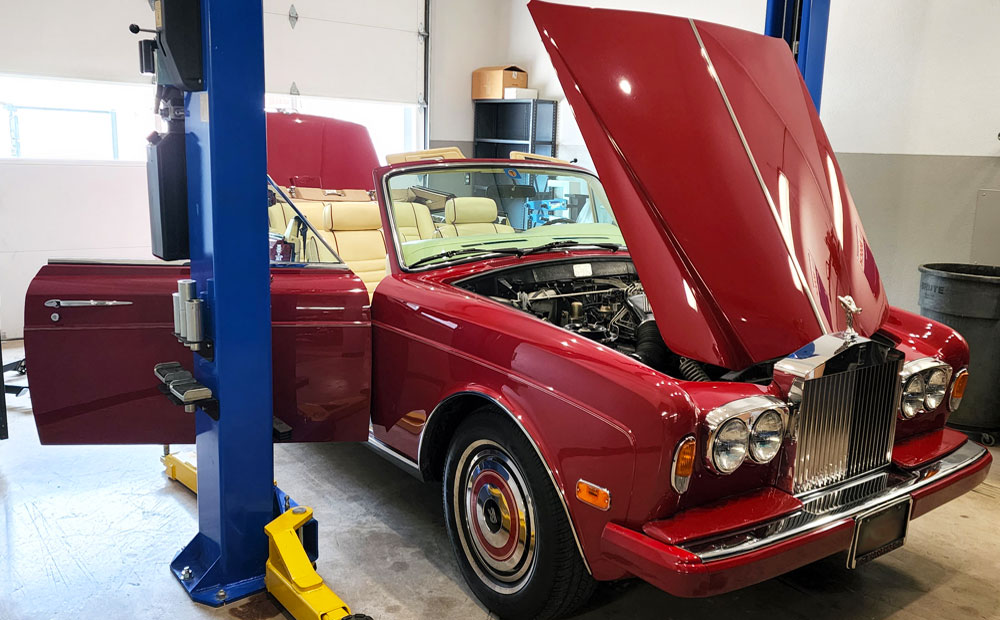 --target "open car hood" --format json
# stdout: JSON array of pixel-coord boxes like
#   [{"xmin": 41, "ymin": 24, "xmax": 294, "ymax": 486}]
[{"xmin": 529, "ymin": 1, "xmax": 888, "ymax": 370}]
